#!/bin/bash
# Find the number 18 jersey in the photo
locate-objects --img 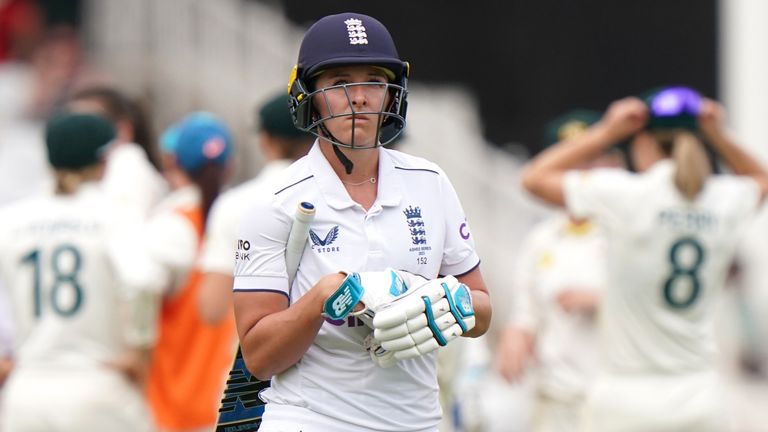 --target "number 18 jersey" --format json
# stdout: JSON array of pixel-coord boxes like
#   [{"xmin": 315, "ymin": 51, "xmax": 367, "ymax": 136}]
[
  {"xmin": 564, "ymin": 160, "xmax": 760, "ymax": 374},
  {"xmin": 0, "ymin": 184, "xmax": 159, "ymax": 371}
]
